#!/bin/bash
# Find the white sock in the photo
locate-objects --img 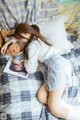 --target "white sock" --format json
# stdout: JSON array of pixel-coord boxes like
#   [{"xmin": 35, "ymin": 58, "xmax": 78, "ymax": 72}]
[{"xmin": 67, "ymin": 108, "xmax": 80, "ymax": 120}]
